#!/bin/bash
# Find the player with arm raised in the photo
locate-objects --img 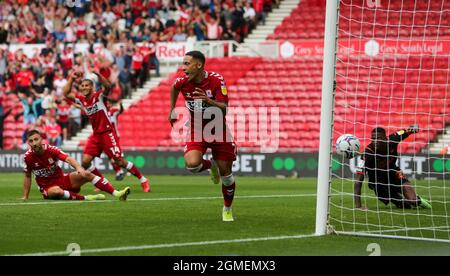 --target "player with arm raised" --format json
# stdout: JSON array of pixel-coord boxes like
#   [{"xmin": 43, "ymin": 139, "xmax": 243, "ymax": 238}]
[
  {"xmin": 22, "ymin": 130, "xmax": 130, "ymax": 201},
  {"xmin": 63, "ymin": 70, "xmax": 150, "ymax": 192},
  {"xmin": 354, "ymin": 126, "xmax": 432, "ymax": 209},
  {"xmin": 168, "ymin": 51, "xmax": 237, "ymax": 222}
]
